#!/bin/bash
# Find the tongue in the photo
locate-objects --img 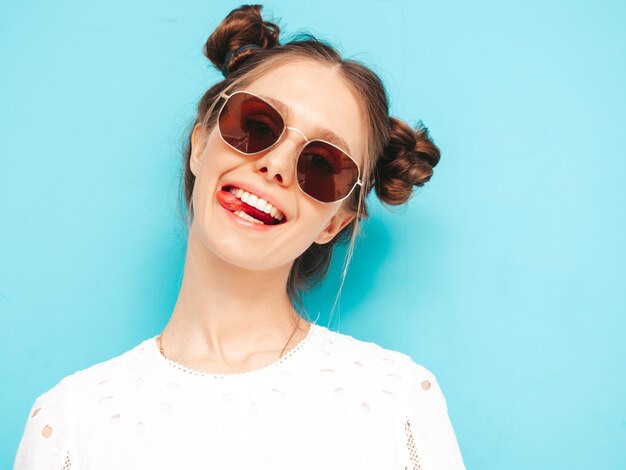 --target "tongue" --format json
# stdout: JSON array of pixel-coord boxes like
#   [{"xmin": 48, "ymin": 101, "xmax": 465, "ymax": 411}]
[
  {"xmin": 216, "ymin": 190, "xmax": 242, "ymax": 211},
  {"xmin": 216, "ymin": 190, "xmax": 280, "ymax": 225}
]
